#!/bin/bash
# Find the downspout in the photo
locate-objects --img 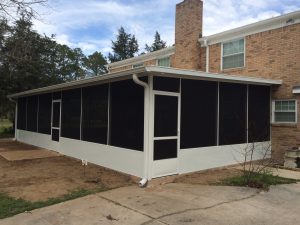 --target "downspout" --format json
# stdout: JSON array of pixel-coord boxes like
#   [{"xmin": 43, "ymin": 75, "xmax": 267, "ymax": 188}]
[
  {"xmin": 132, "ymin": 74, "xmax": 149, "ymax": 187},
  {"xmin": 204, "ymin": 39, "xmax": 209, "ymax": 73},
  {"xmin": 8, "ymin": 97, "xmax": 17, "ymax": 141}
]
